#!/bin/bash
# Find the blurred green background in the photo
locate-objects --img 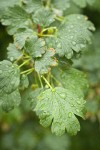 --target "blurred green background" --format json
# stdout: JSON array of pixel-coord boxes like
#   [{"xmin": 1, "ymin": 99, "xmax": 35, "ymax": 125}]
[{"xmin": 0, "ymin": 0, "xmax": 100, "ymax": 150}]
